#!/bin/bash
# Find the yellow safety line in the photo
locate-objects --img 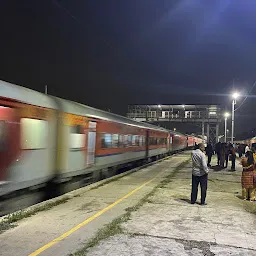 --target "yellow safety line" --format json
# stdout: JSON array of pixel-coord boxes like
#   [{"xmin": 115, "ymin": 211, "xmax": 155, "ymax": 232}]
[{"xmin": 29, "ymin": 178, "xmax": 155, "ymax": 256}]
